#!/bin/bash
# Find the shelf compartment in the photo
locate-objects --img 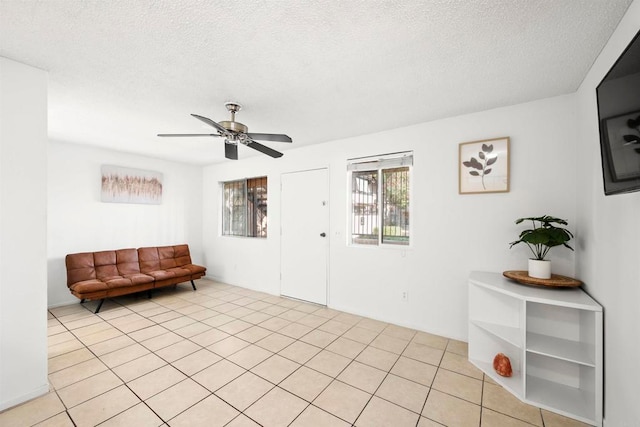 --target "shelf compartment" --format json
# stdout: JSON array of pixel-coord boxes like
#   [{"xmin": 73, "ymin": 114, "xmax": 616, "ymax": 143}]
[
  {"xmin": 526, "ymin": 301, "xmax": 597, "ymax": 362},
  {"xmin": 526, "ymin": 375, "xmax": 595, "ymax": 424},
  {"xmin": 468, "ymin": 322, "xmax": 522, "ymax": 392},
  {"xmin": 471, "ymin": 320, "xmax": 522, "ymax": 348},
  {"xmin": 525, "ymin": 352, "xmax": 595, "ymax": 423},
  {"xmin": 526, "ymin": 332, "xmax": 595, "ymax": 366},
  {"xmin": 469, "ymin": 282, "xmax": 522, "ymax": 331},
  {"xmin": 471, "ymin": 358, "xmax": 523, "ymax": 397}
]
